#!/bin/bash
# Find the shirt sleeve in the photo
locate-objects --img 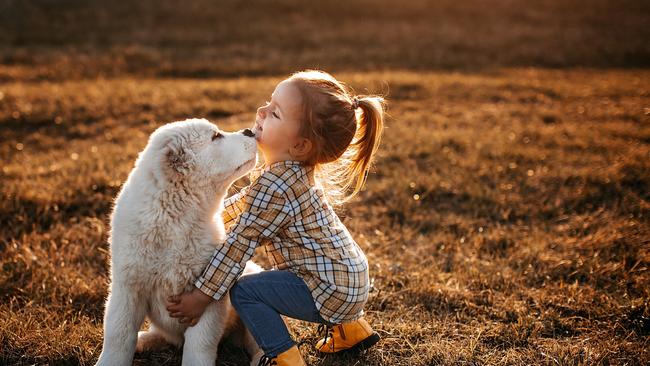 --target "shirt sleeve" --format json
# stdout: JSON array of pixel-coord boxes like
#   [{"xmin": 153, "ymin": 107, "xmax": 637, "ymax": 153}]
[
  {"xmin": 222, "ymin": 187, "xmax": 248, "ymax": 227},
  {"xmin": 195, "ymin": 180, "xmax": 293, "ymax": 300}
]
